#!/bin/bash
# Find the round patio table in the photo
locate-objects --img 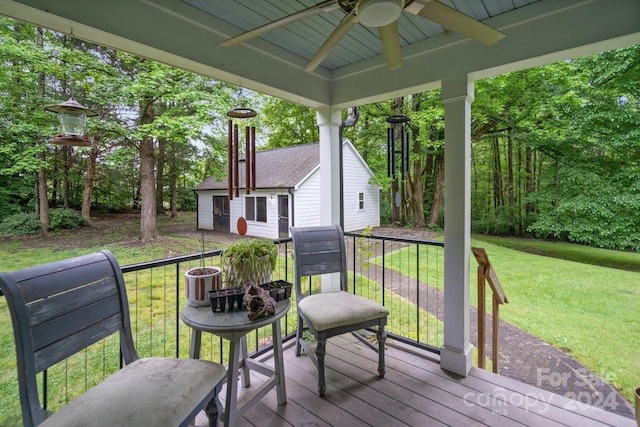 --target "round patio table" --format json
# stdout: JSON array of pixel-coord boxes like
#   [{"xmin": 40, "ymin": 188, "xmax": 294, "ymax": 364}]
[{"xmin": 181, "ymin": 299, "xmax": 290, "ymax": 426}]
